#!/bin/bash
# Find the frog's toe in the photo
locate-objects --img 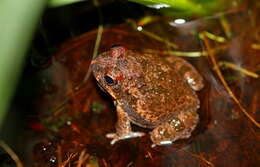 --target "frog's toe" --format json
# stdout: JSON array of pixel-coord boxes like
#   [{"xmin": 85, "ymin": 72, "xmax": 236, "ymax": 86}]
[
  {"xmin": 110, "ymin": 137, "xmax": 120, "ymax": 145},
  {"xmin": 106, "ymin": 132, "xmax": 145, "ymax": 145},
  {"xmin": 151, "ymin": 140, "xmax": 173, "ymax": 148},
  {"xmin": 105, "ymin": 133, "xmax": 119, "ymax": 145},
  {"xmin": 126, "ymin": 132, "xmax": 145, "ymax": 138},
  {"xmin": 106, "ymin": 133, "xmax": 117, "ymax": 139}
]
